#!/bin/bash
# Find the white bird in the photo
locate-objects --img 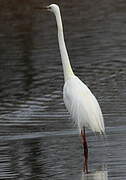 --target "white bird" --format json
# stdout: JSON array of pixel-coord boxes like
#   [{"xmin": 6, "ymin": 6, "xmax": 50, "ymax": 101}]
[{"xmin": 45, "ymin": 4, "xmax": 105, "ymax": 173}]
